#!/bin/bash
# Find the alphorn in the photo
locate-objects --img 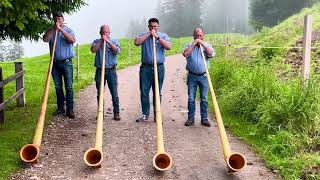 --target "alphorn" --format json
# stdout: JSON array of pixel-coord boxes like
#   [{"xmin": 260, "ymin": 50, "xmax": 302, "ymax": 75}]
[
  {"xmin": 84, "ymin": 41, "xmax": 107, "ymax": 167},
  {"xmin": 20, "ymin": 29, "xmax": 59, "ymax": 163},
  {"xmin": 199, "ymin": 45, "xmax": 246, "ymax": 174},
  {"xmin": 152, "ymin": 36, "xmax": 173, "ymax": 171}
]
